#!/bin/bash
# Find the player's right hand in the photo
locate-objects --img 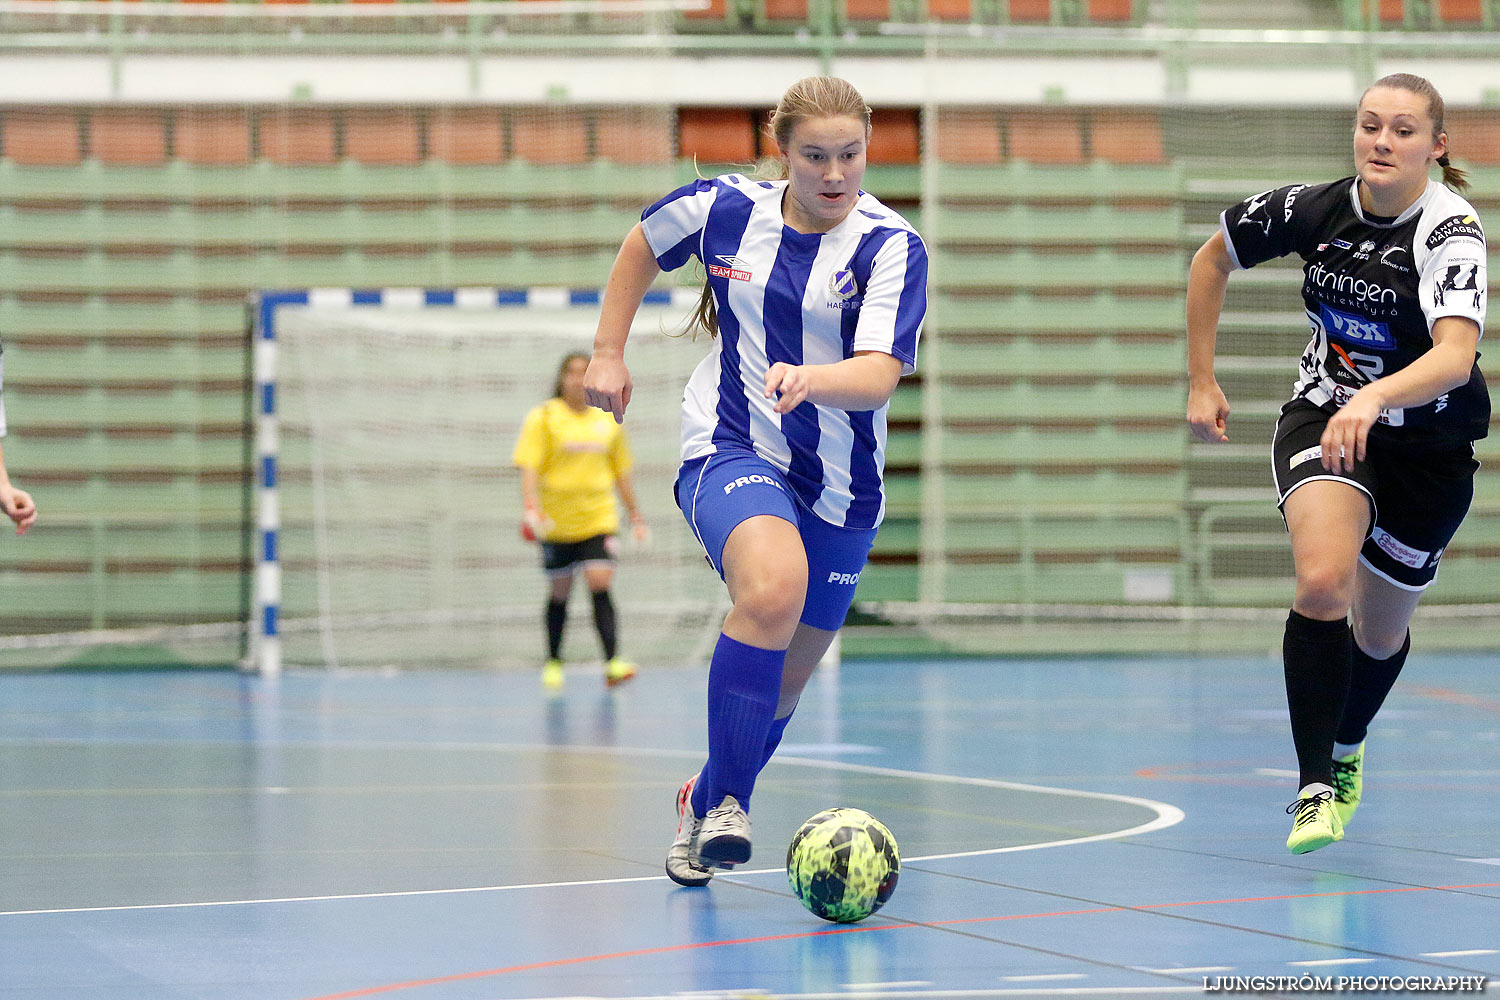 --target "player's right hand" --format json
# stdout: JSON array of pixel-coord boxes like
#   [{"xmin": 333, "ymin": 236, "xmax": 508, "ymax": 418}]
[
  {"xmin": 1186, "ymin": 381, "xmax": 1230, "ymax": 444},
  {"xmin": 520, "ymin": 508, "xmax": 549, "ymax": 543},
  {"xmin": 584, "ymin": 354, "xmax": 632, "ymax": 424}
]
